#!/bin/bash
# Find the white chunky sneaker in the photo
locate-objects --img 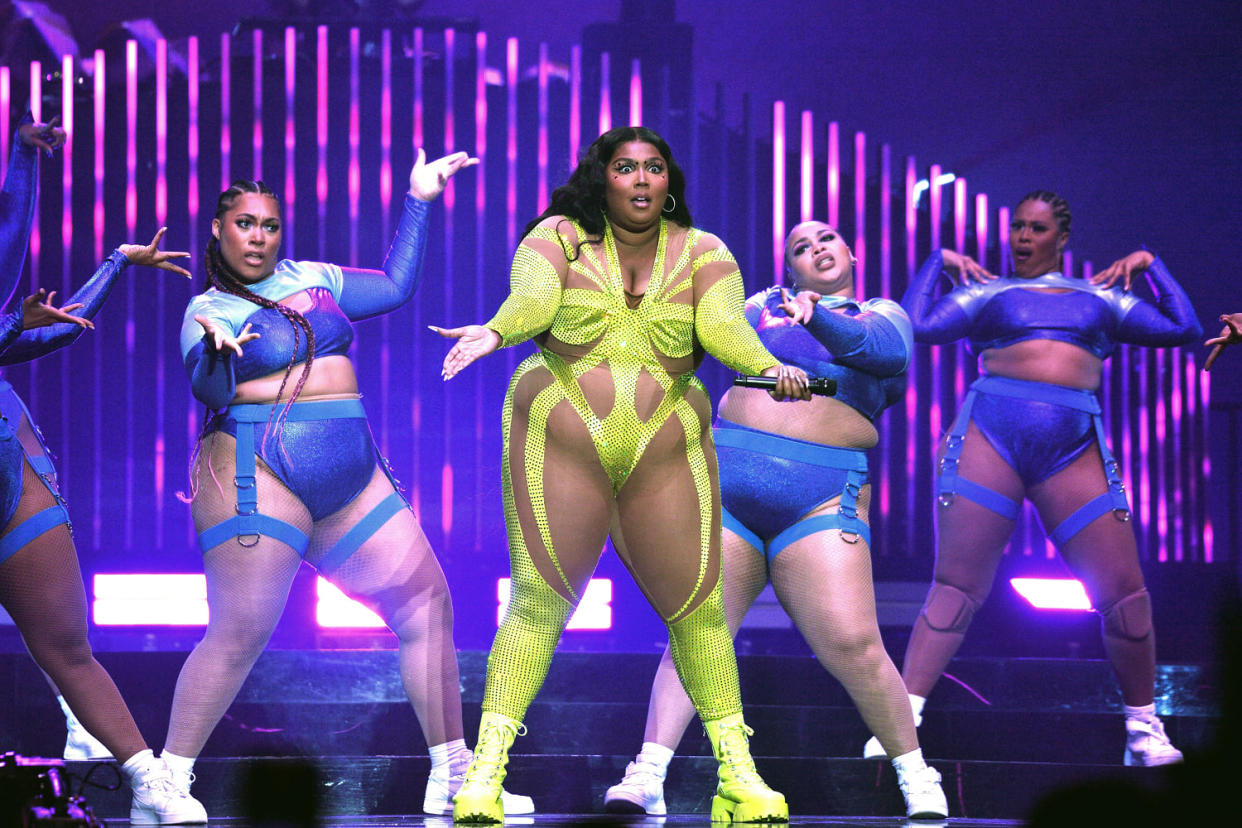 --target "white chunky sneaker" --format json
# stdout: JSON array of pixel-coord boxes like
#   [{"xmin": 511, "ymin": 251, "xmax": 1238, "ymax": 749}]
[
  {"xmin": 897, "ymin": 764, "xmax": 948, "ymax": 819},
  {"xmin": 128, "ymin": 755, "xmax": 208, "ymax": 825},
  {"xmin": 422, "ymin": 759, "xmax": 535, "ymax": 815},
  {"xmin": 1124, "ymin": 715, "xmax": 1183, "ymax": 766},
  {"xmin": 59, "ymin": 698, "xmax": 113, "ymax": 761},
  {"xmin": 604, "ymin": 759, "xmax": 668, "ymax": 815}
]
